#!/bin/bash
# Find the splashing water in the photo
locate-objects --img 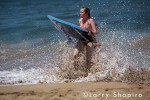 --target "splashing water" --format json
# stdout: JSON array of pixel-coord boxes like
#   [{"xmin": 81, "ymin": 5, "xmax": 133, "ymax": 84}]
[
  {"xmin": 52, "ymin": 38, "xmax": 150, "ymax": 83},
  {"xmin": 0, "ymin": 34, "xmax": 150, "ymax": 85}
]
